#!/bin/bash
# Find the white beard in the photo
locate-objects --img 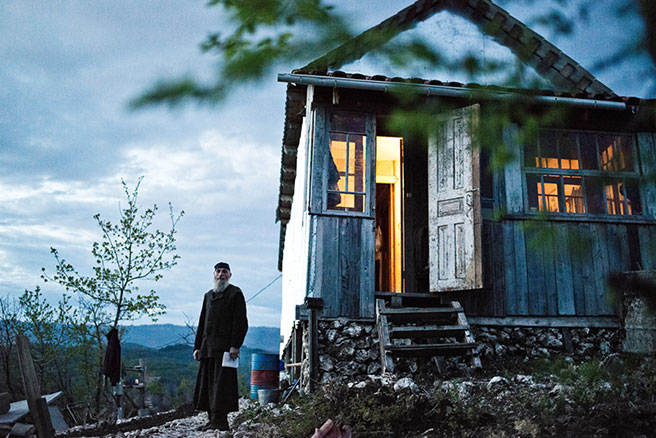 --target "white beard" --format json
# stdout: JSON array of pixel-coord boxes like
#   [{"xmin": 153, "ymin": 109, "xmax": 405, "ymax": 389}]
[{"xmin": 213, "ymin": 278, "xmax": 230, "ymax": 293}]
